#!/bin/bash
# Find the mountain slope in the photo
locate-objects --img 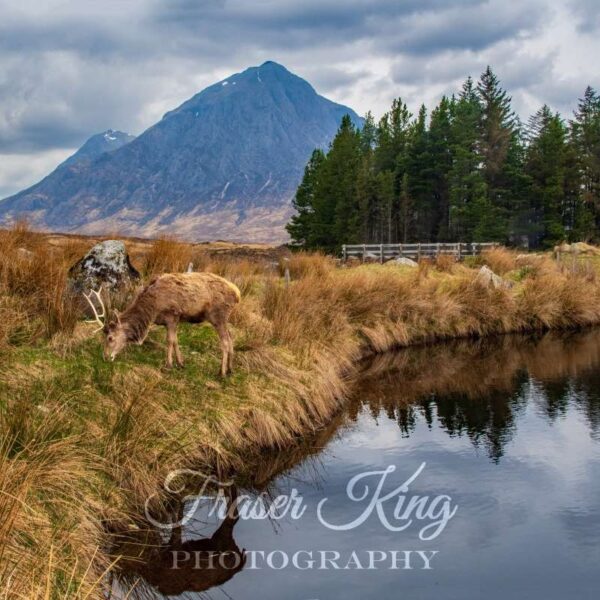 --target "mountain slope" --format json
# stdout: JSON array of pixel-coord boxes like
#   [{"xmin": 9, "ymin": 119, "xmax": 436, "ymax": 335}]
[
  {"xmin": 59, "ymin": 130, "xmax": 136, "ymax": 169},
  {"xmin": 0, "ymin": 62, "xmax": 362, "ymax": 242}
]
